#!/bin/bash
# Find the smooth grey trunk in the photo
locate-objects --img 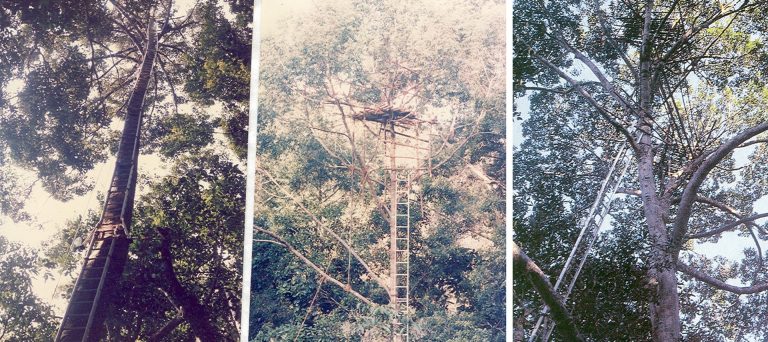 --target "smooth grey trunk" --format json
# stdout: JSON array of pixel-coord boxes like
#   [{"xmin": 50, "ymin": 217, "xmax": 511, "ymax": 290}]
[
  {"xmin": 638, "ymin": 0, "xmax": 681, "ymax": 338},
  {"xmin": 637, "ymin": 129, "xmax": 681, "ymax": 342}
]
